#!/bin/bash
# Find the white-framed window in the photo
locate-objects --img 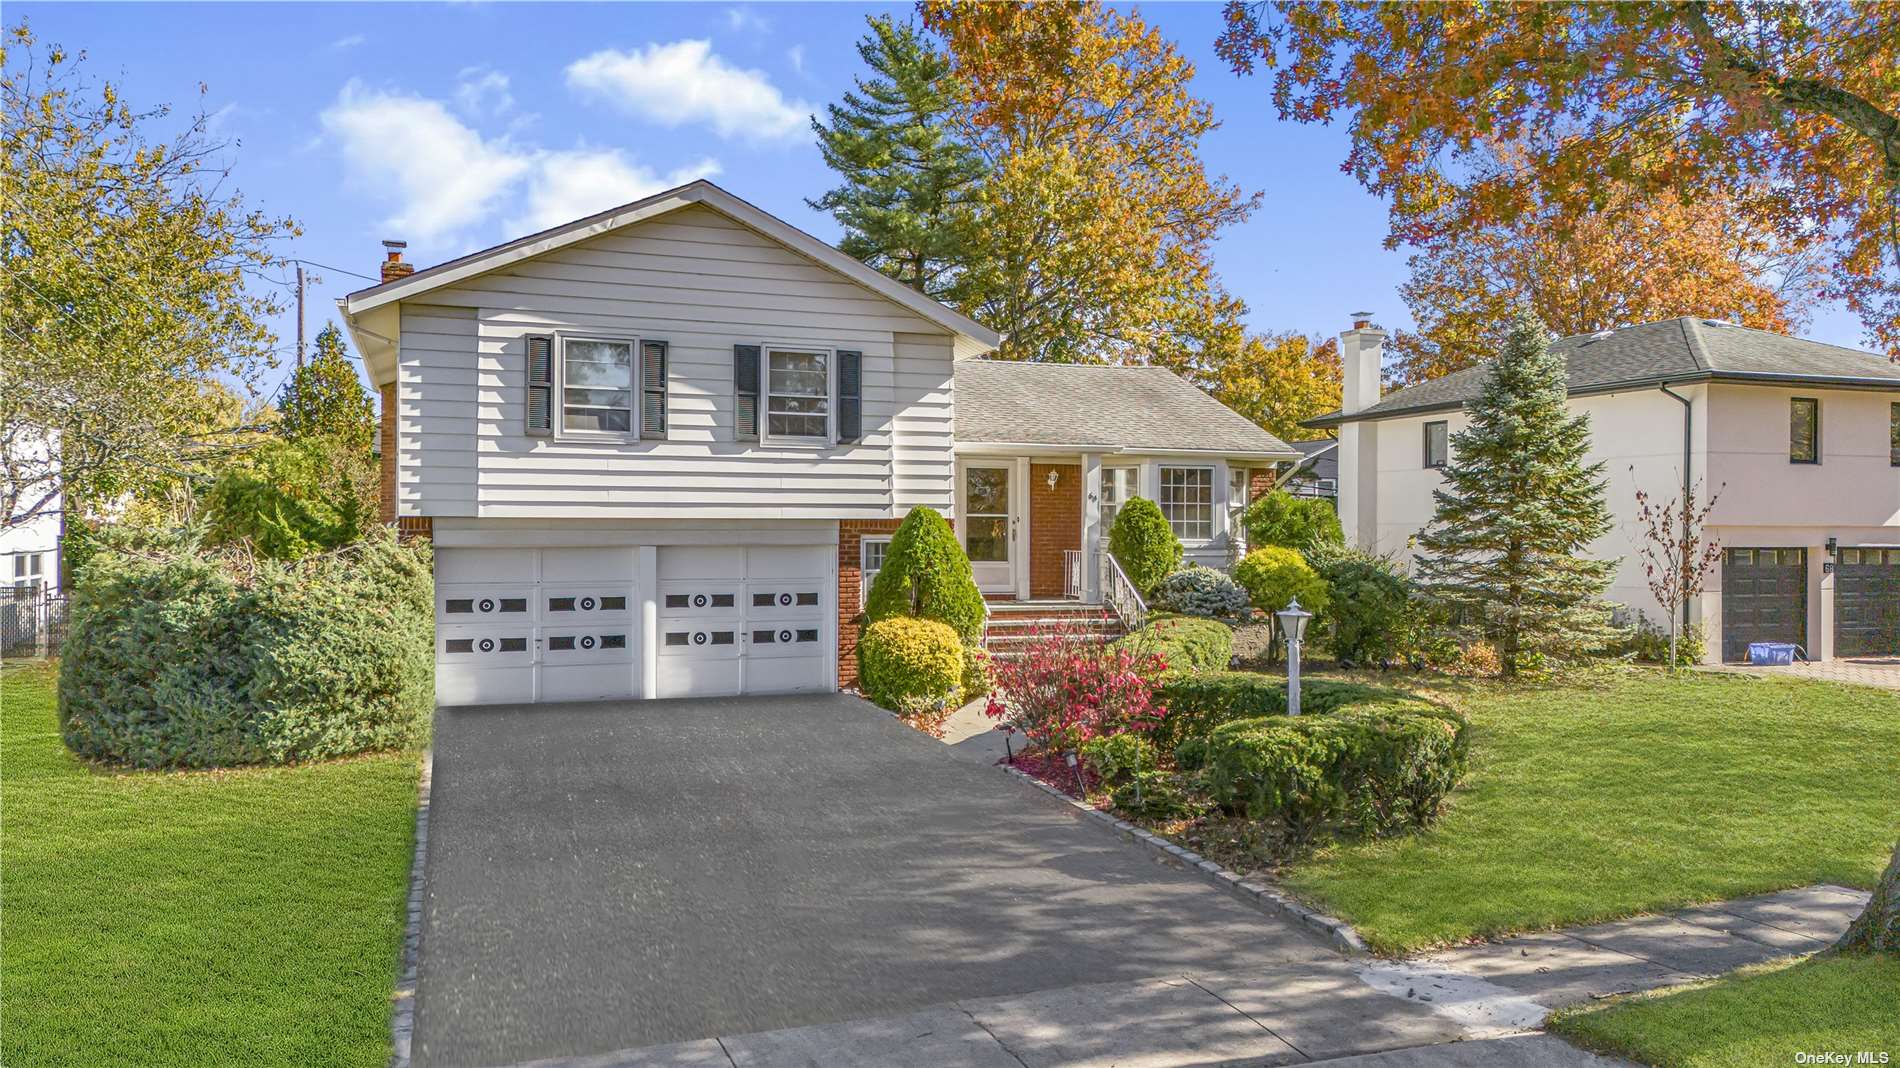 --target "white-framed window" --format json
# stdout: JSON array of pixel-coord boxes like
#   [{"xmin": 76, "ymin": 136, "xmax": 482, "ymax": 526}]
[
  {"xmin": 765, "ymin": 346, "xmax": 832, "ymax": 443},
  {"xmin": 859, "ymin": 536, "xmax": 892, "ymax": 608},
  {"xmin": 1423, "ymin": 420, "xmax": 1449, "ymax": 469},
  {"xmin": 10, "ymin": 552, "xmax": 44, "ymax": 589},
  {"xmin": 1159, "ymin": 466, "xmax": 1214, "ymax": 541},
  {"xmin": 561, "ymin": 336, "xmax": 636, "ymax": 435},
  {"xmin": 1099, "ymin": 467, "xmax": 1138, "ymax": 531}
]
